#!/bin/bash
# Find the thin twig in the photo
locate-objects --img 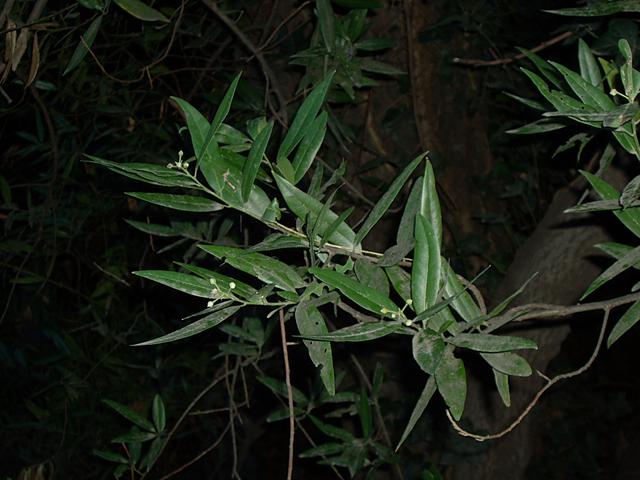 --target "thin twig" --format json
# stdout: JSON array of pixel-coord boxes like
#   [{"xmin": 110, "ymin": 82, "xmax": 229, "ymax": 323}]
[
  {"xmin": 452, "ymin": 31, "xmax": 573, "ymax": 67},
  {"xmin": 279, "ymin": 308, "xmax": 295, "ymax": 480},
  {"xmin": 447, "ymin": 308, "xmax": 610, "ymax": 441},
  {"xmin": 485, "ymin": 291, "xmax": 640, "ymax": 333},
  {"xmin": 158, "ymin": 422, "xmax": 232, "ymax": 480},
  {"xmin": 141, "ymin": 368, "xmax": 233, "ymax": 479},
  {"xmin": 200, "ymin": 0, "xmax": 288, "ymax": 126}
]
